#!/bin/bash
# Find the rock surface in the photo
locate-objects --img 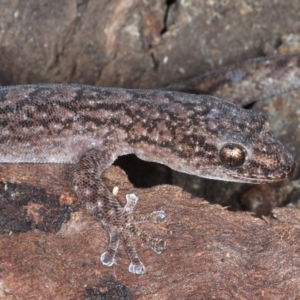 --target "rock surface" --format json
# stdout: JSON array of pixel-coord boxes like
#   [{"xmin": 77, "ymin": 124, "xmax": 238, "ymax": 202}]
[{"xmin": 0, "ymin": 1, "xmax": 300, "ymax": 299}]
